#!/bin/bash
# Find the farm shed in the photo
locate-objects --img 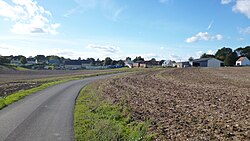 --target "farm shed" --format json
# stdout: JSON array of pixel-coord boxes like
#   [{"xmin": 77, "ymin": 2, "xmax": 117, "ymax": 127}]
[
  {"xmin": 236, "ymin": 57, "xmax": 250, "ymax": 66},
  {"xmin": 191, "ymin": 58, "xmax": 223, "ymax": 68}
]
